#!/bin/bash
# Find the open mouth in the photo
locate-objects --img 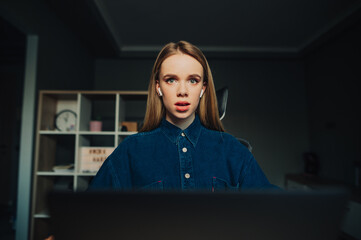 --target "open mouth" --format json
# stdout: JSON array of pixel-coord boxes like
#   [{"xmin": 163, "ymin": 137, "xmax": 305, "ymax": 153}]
[{"xmin": 175, "ymin": 101, "xmax": 190, "ymax": 112}]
